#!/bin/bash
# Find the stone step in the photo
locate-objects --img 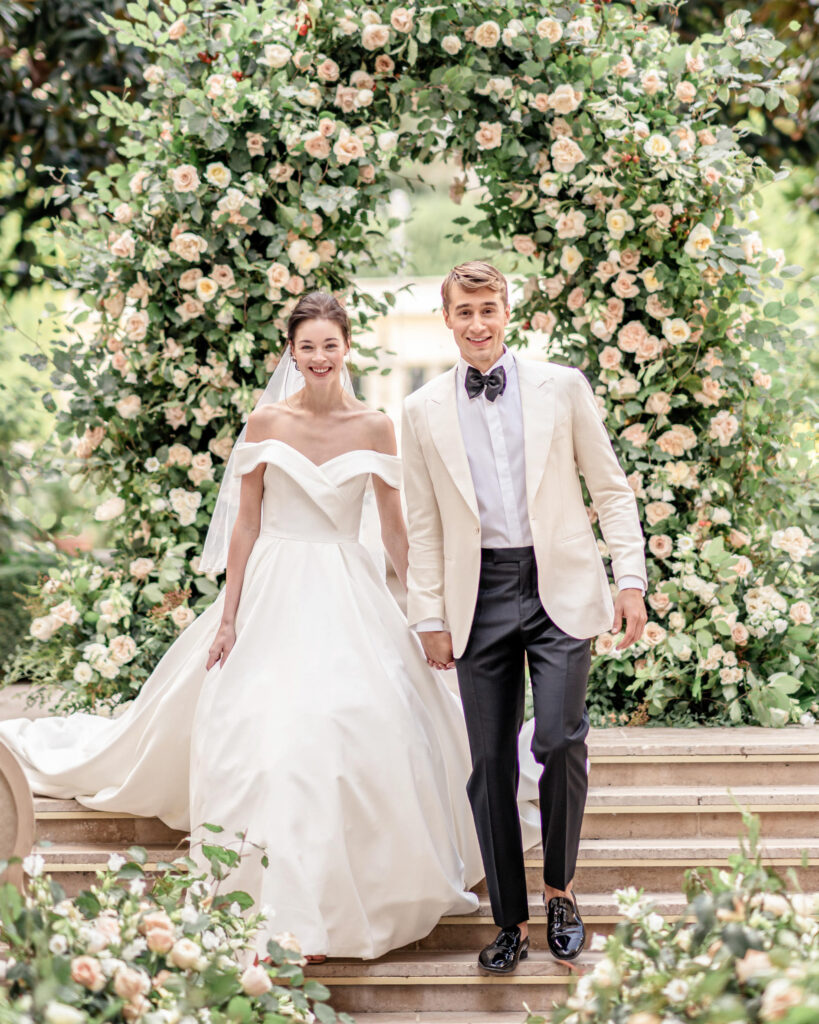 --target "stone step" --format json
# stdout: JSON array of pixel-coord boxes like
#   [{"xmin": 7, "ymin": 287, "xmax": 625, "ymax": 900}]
[
  {"xmin": 34, "ymin": 798, "xmax": 187, "ymax": 846},
  {"xmin": 306, "ymin": 950, "xmax": 592, "ymax": 1014},
  {"xmin": 586, "ymin": 725, "xmax": 819, "ymax": 787},
  {"xmin": 581, "ymin": 785, "xmax": 819, "ymax": 839},
  {"xmin": 405, "ymin": 891, "xmax": 688, "ymax": 951},
  {"xmin": 472, "ymin": 837, "xmax": 819, "ymax": 895},
  {"xmin": 33, "ymin": 843, "xmax": 186, "ymax": 893},
  {"xmin": 352, "ymin": 1015, "xmax": 540, "ymax": 1023}
]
